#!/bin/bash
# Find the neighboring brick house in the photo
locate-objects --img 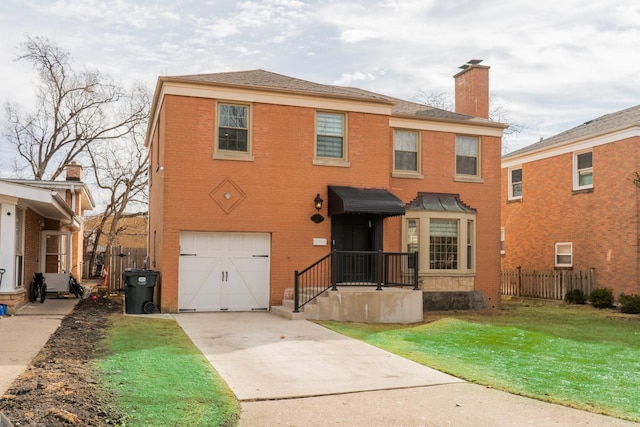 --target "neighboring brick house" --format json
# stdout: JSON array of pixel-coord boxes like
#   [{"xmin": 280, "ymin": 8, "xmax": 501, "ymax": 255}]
[
  {"xmin": 145, "ymin": 62, "xmax": 505, "ymax": 313},
  {"xmin": 501, "ymin": 105, "xmax": 640, "ymax": 299},
  {"xmin": 0, "ymin": 163, "xmax": 94, "ymax": 311},
  {"xmin": 83, "ymin": 214, "xmax": 148, "ymax": 278}
]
